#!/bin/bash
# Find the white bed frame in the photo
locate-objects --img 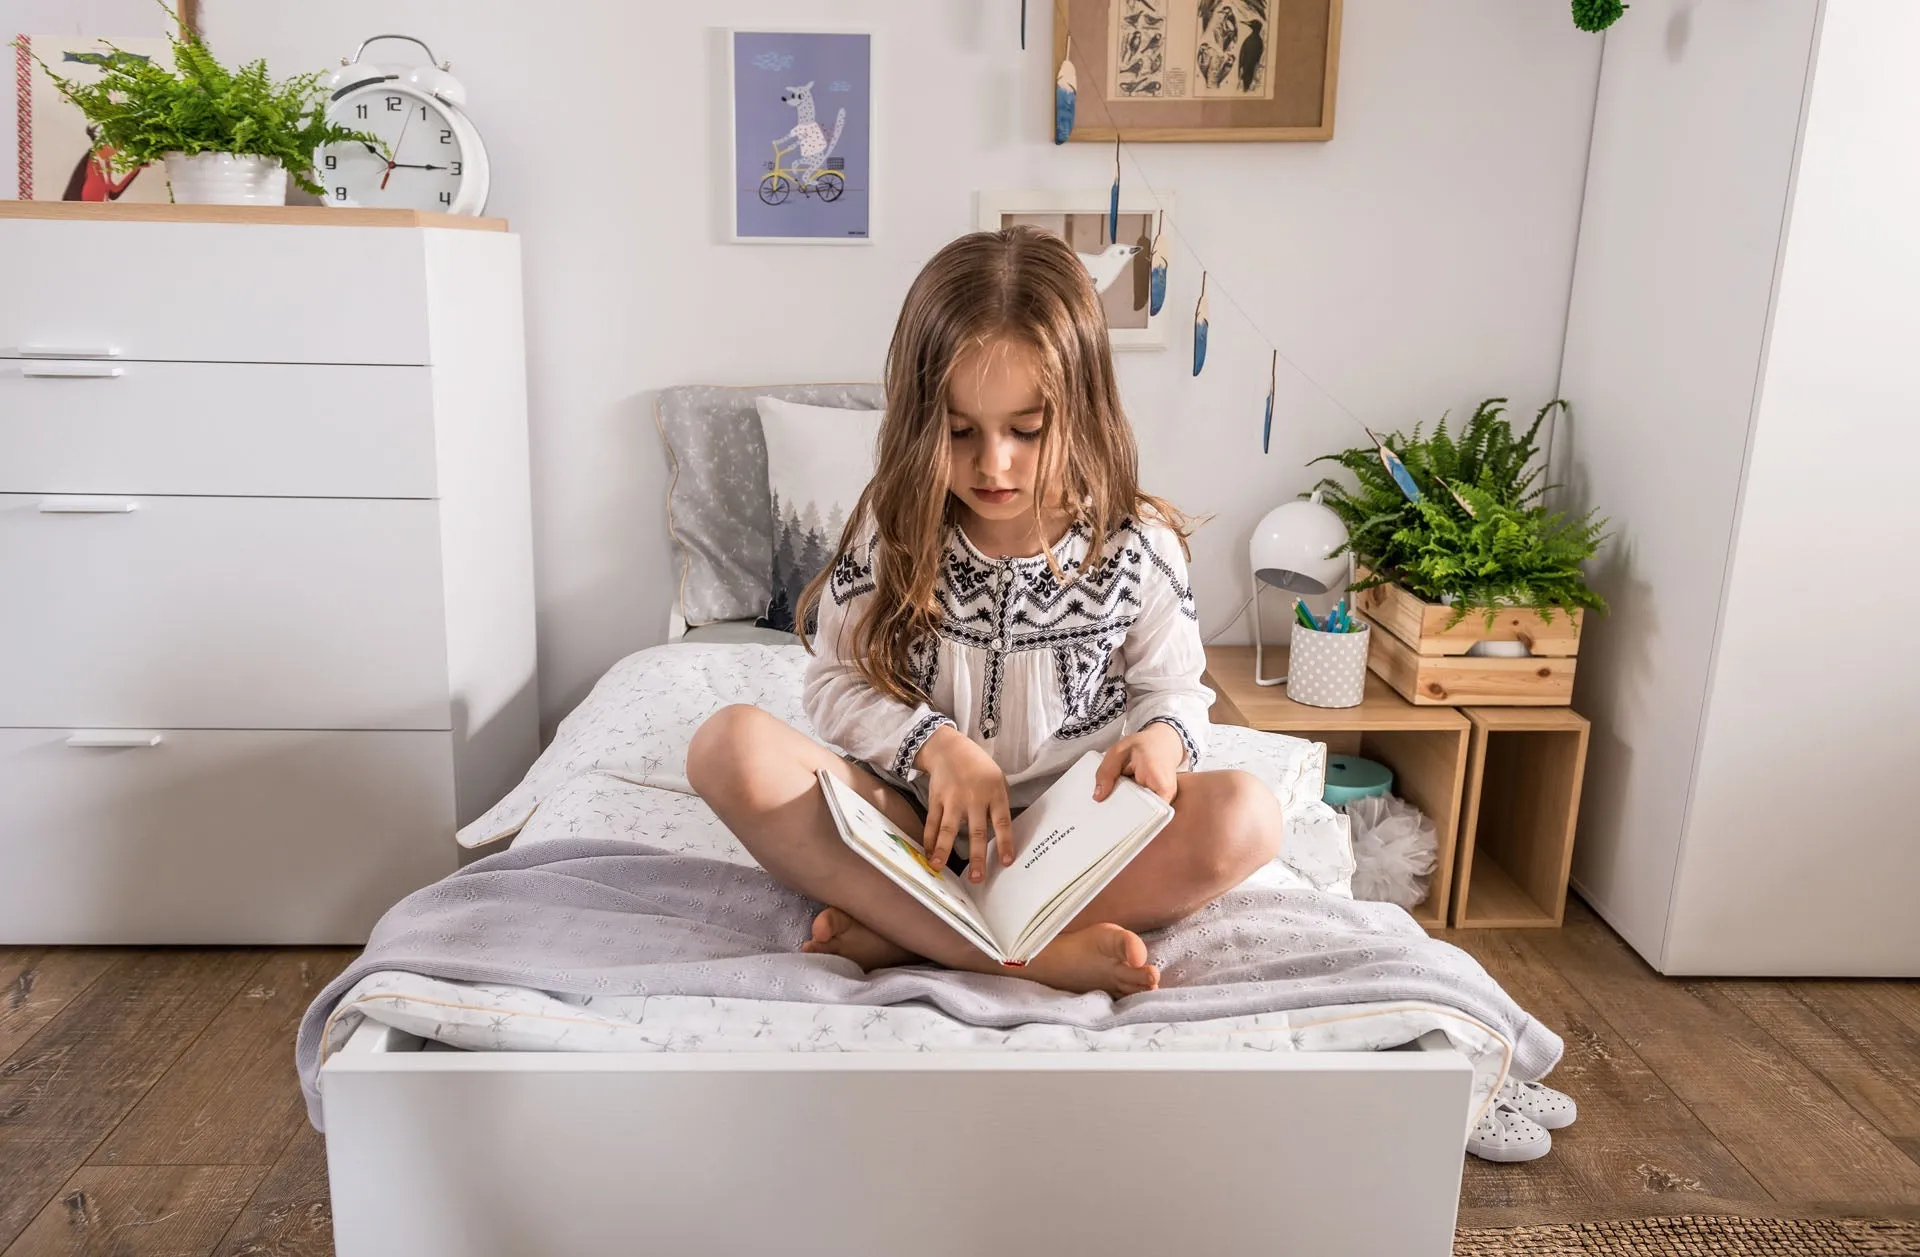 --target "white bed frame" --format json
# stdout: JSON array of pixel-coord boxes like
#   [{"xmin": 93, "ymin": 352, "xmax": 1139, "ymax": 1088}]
[{"xmin": 322, "ymin": 1020, "xmax": 1472, "ymax": 1257}]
